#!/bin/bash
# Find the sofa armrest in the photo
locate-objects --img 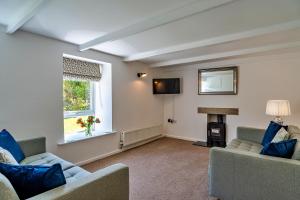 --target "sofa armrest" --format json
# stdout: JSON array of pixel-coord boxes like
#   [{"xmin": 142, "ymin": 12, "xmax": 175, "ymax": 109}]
[
  {"xmin": 28, "ymin": 163, "xmax": 129, "ymax": 200},
  {"xmin": 237, "ymin": 126, "xmax": 265, "ymax": 144},
  {"xmin": 18, "ymin": 137, "xmax": 46, "ymax": 157},
  {"xmin": 209, "ymin": 147, "xmax": 300, "ymax": 200}
]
